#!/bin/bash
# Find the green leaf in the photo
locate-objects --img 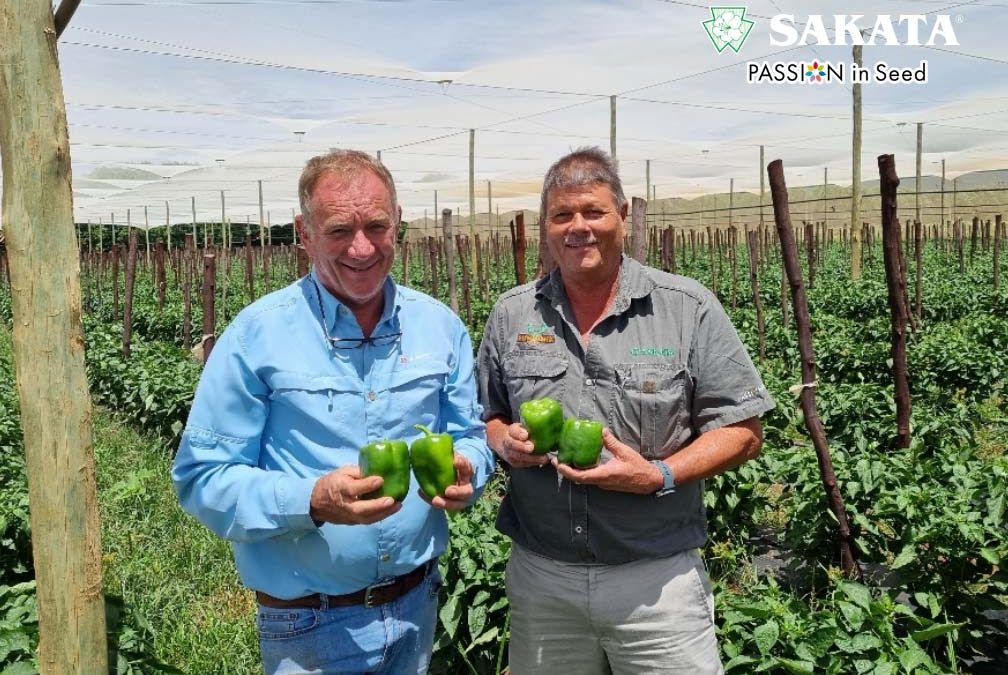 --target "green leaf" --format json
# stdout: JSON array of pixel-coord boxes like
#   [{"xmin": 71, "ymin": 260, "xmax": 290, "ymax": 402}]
[
  {"xmin": 871, "ymin": 662, "xmax": 897, "ymax": 675},
  {"xmin": 438, "ymin": 594, "xmax": 460, "ymax": 639},
  {"xmin": 753, "ymin": 620, "xmax": 780, "ymax": 655},
  {"xmin": 775, "ymin": 657, "xmax": 815, "ymax": 674},
  {"xmin": 724, "ymin": 655, "xmax": 758, "ymax": 671},
  {"xmin": 911, "ymin": 622, "xmax": 963, "ymax": 642},
  {"xmin": 979, "ymin": 547, "xmax": 1000, "ymax": 565},
  {"xmin": 898, "ymin": 643, "xmax": 934, "ymax": 672},
  {"xmin": 838, "ymin": 581, "xmax": 872, "ymax": 609},
  {"xmin": 891, "ymin": 544, "xmax": 916, "ymax": 569},
  {"xmin": 838, "ymin": 601, "xmax": 865, "ymax": 629},
  {"xmin": 466, "ymin": 603, "xmax": 487, "ymax": 642}
]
